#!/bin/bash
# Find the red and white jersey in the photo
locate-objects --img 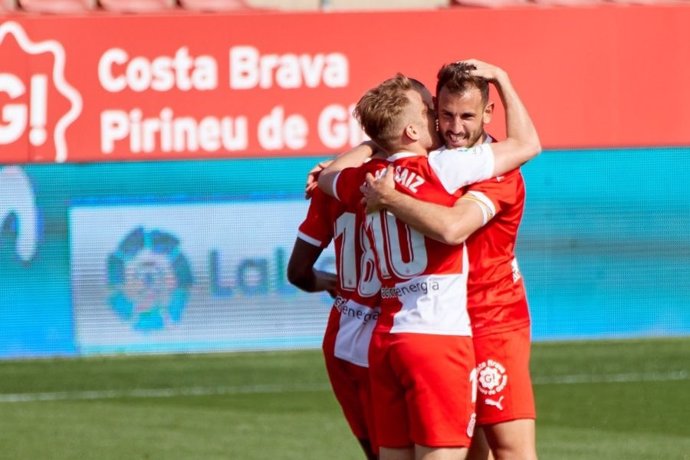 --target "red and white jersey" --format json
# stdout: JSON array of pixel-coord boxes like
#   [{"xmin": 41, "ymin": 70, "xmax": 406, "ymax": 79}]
[
  {"xmin": 297, "ymin": 187, "xmax": 381, "ymax": 367},
  {"xmin": 332, "ymin": 146, "xmax": 495, "ymax": 336},
  {"xmin": 464, "ymin": 167, "xmax": 530, "ymax": 336}
]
